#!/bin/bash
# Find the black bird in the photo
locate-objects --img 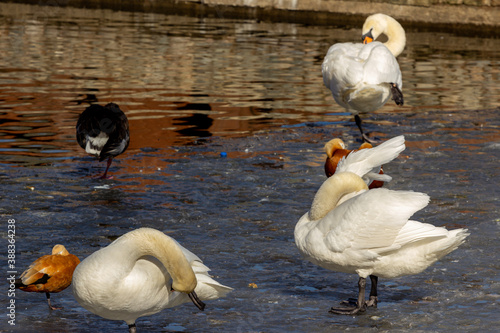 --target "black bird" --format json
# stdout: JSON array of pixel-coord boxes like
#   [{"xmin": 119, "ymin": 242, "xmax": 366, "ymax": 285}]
[{"xmin": 76, "ymin": 103, "xmax": 130, "ymax": 179}]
